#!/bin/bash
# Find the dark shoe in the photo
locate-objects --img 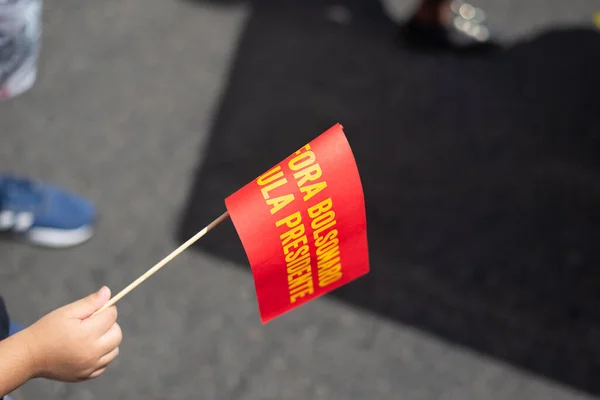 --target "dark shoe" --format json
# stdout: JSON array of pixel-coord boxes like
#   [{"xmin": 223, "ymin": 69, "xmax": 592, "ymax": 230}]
[{"xmin": 397, "ymin": 1, "xmax": 500, "ymax": 54}]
